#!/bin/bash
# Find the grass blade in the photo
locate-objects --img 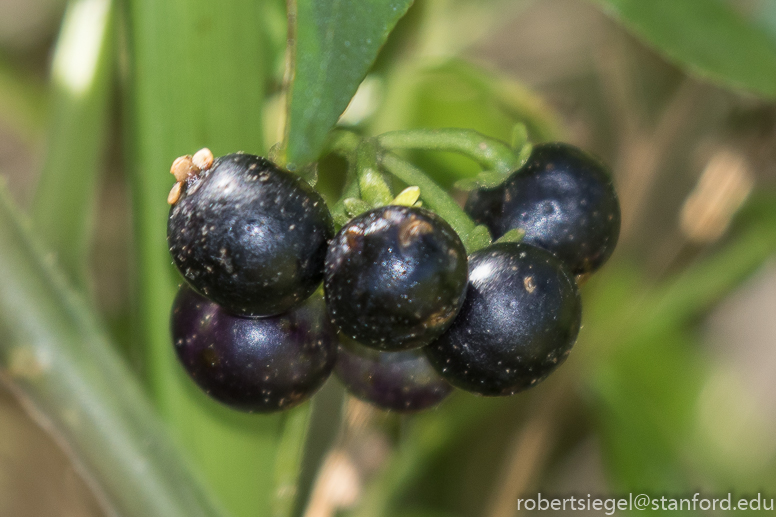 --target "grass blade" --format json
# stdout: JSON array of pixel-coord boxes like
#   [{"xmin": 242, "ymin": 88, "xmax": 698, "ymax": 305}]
[
  {"xmin": 0, "ymin": 185, "xmax": 228, "ymax": 517},
  {"xmin": 31, "ymin": 0, "xmax": 116, "ymax": 288},
  {"xmin": 124, "ymin": 1, "xmax": 284, "ymax": 515}
]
